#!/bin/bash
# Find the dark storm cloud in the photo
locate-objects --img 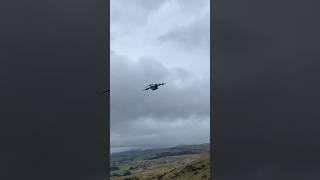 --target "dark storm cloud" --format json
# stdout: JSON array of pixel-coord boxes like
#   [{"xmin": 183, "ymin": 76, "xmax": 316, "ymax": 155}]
[
  {"xmin": 214, "ymin": 0, "xmax": 320, "ymax": 179},
  {"xmin": 0, "ymin": 0, "xmax": 107, "ymax": 179}
]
